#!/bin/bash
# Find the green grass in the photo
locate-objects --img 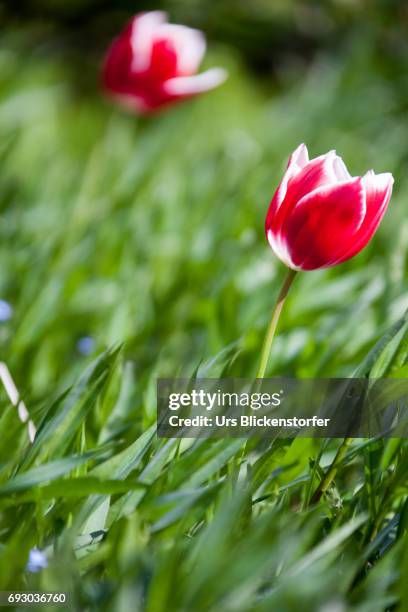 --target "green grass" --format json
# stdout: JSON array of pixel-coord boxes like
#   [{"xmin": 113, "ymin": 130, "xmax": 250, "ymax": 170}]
[{"xmin": 0, "ymin": 29, "xmax": 408, "ymax": 611}]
